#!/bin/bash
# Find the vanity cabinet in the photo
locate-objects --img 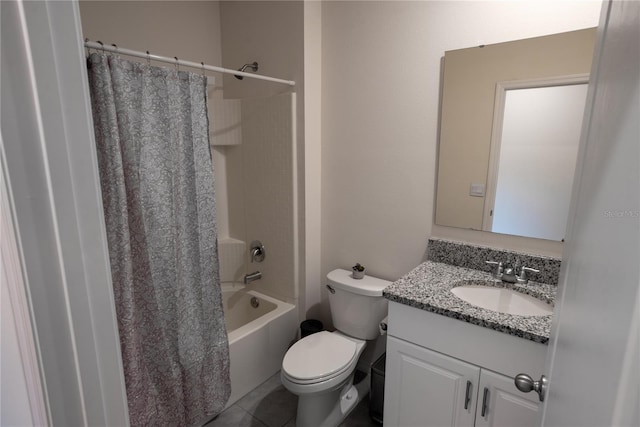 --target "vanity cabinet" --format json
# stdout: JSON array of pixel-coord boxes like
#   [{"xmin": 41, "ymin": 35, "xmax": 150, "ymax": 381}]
[
  {"xmin": 385, "ymin": 337, "xmax": 539, "ymax": 427},
  {"xmin": 385, "ymin": 336, "xmax": 479, "ymax": 426},
  {"xmin": 384, "ymin": 301, "xmax": 546, "ymax": 427}
]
